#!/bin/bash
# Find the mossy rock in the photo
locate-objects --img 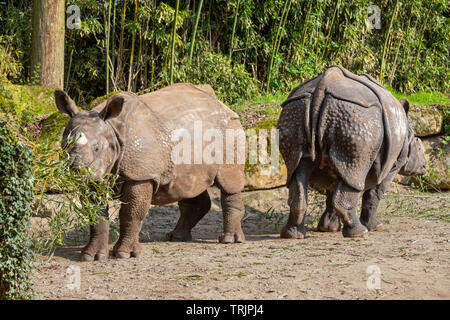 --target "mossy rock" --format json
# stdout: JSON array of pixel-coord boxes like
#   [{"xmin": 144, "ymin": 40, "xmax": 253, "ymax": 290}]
[
  {"xmin": 38, "ymin": 112, "xmax": 70, "ymax": 145},
  {"xmin": 0, "ymin": 81, "xmax": 57, "ymax": 124},
  {"xmin": 408, "ymin": 105, "xmax": 443, "ymax": 137},
  {"xmin": 244, "ymin": 120, "xmax": 285, "ymax": 191}
]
